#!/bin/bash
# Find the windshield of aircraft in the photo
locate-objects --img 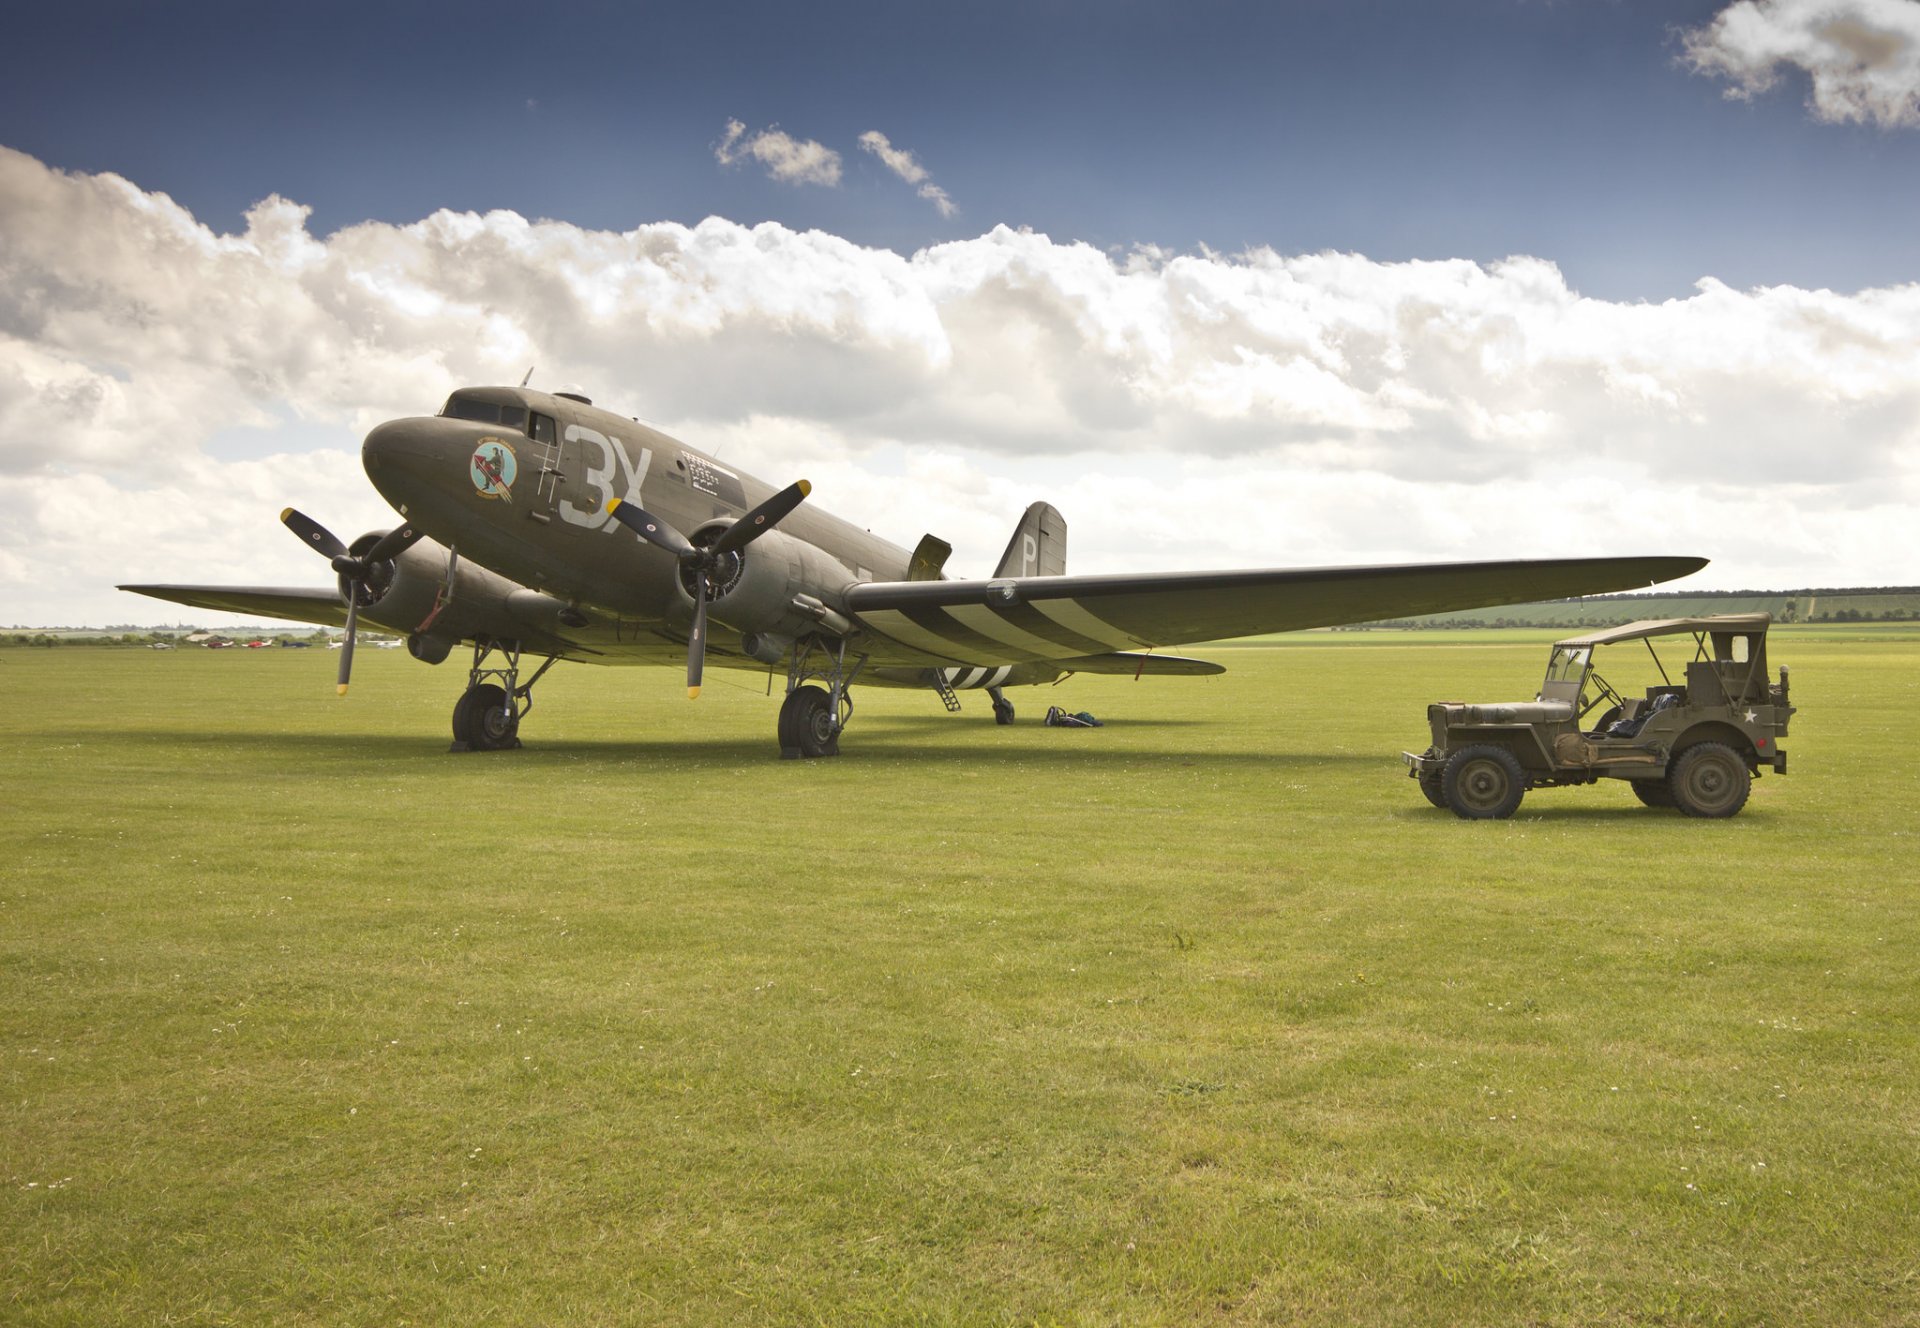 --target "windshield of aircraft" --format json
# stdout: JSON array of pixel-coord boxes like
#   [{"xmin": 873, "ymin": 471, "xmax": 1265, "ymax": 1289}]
[
  {"xmin": 1544, "ymin": 646, "xmax": 1590, "ymax": 685},
  {"xmin": 443, "ymin": 394, "xmax": 528, "ymax": 430}
]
